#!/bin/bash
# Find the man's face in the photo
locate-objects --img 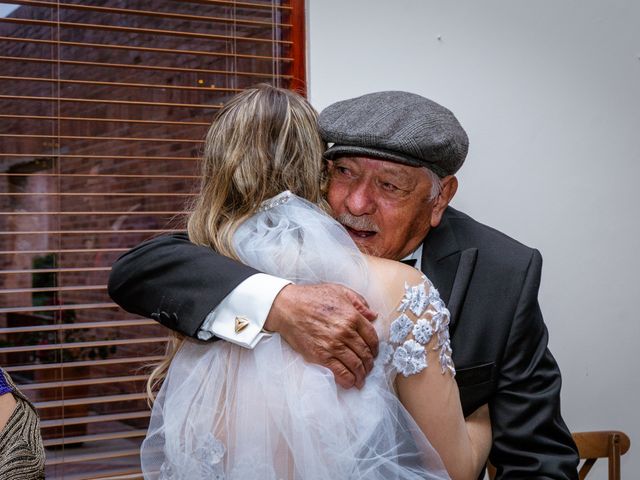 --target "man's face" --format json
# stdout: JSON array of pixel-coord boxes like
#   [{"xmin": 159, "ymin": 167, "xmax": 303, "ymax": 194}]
[{"xmin": 327, "ymin": 156, "xmax": 444, "ymax": 260}]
